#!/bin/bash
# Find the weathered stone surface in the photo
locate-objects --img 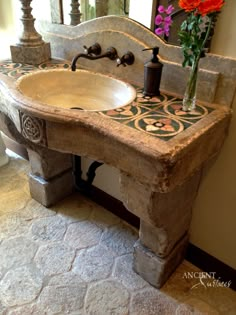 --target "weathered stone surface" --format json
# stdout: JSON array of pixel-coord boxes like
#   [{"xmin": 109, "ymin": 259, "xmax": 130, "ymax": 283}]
[
  {"xmin": 73, "ymin": 244, "xmax": 115, "ymax": 281},
  {"xmin": 0, "ymin": 213, "xmax": 31, "ymax": 241},
  {"xmin": 0, "ymin": 236, "xmax": 38, "ymax": 270},
  {"xmin": 101, "ymin": 223, "xmax": 138, "ymax": 255},
  {"xmin": 133, "ymin": 235, "xmax": 189, "ymax": 288},
  {"xmin": 10, "ymin": 42, "xmax": 51, "ymax": 65},
  {"xmin": 0, "ymin": 177, "xmax": 29, "ymax": 216},
  {"xmin": 120, "ymin": 171, "xmax": 200, "ymax": 229},
  {"xmin": 48, "ymin": 272, "xmax": 83, "ymax": 286},
  {"xmin": 30, "ymin": 215, "xmax": 67, "ymax": 242},
  {"xmin": 27, "ymin": 148, "xmax": 72, "ymax": 180},
  {"xmin": 0, "ymin": 267, "xmax": 3, "ymax": 280},
  {"xmin": 90, "ymin": 205, "xmax": 121, "ymax": 228},
  {"xmin": 175, "ymin": 302, "xmax": 215, "ymax": 315},
  {"xmin": 40, "ymin": 16, "xmax": 236, "ymax": 106},
  {"xmin": 21, "ymin": 198, "xmax": 57, "ymax": 220},
  {"xmin": 55, "ymin": 194, "xmax": 93, "ymax": 224},
  {"xmin": 85, "ymin": 280, "xmax": 129, "ymax": 315},
  {"xmin": 0, "ymin": 265, "xmax": 43, "ymax": 307},
  {"xmin": 0, "ymin": 301, "xmax": 6, "ymax": 315},
  {"xmin": 0, "ymin": 156, "xmax": 235, "ymax": 314},
  {"xmin": 64, "ymin": 220, "xmax": 103, "ymax": 249},
  {"xmin": 38, "ymin": 282, "xmax": 87, "ymax": 314},
  {"xmin": 130, "ymin": 288, "xmax": 178, "ymax": 315},
  {"xmin": 29, "ymin": 170, "xmax": 74, "ymax": 207},
  {"xmin": 113, "ymin": 254, "xmax": 148, "ymax": 290},
  {"xmin": 7, "ymin": 303, "xmax": 48, "ymax": 315},
  {"xmin": 34, "ymin": 242, "xmax": 75, "ymax": 276}
]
